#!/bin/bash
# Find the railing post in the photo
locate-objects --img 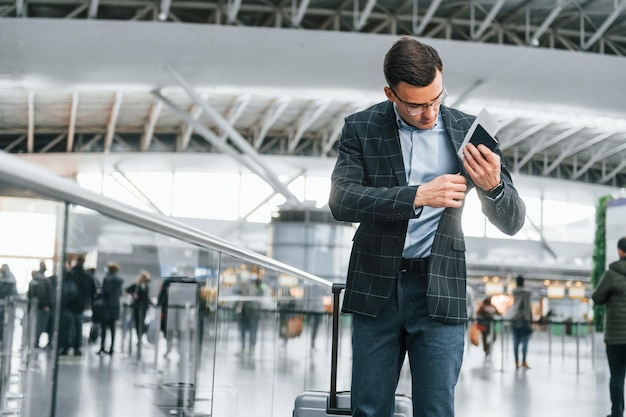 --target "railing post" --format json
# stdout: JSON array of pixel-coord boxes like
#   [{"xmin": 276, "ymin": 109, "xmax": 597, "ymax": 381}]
[
  {"xmin": 575, "ymin": 321, "xmax": 580, "ymax": 374},
  {"xmin": 547, "ymin": 320, "xmax": 552, "ymax": 364}
]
